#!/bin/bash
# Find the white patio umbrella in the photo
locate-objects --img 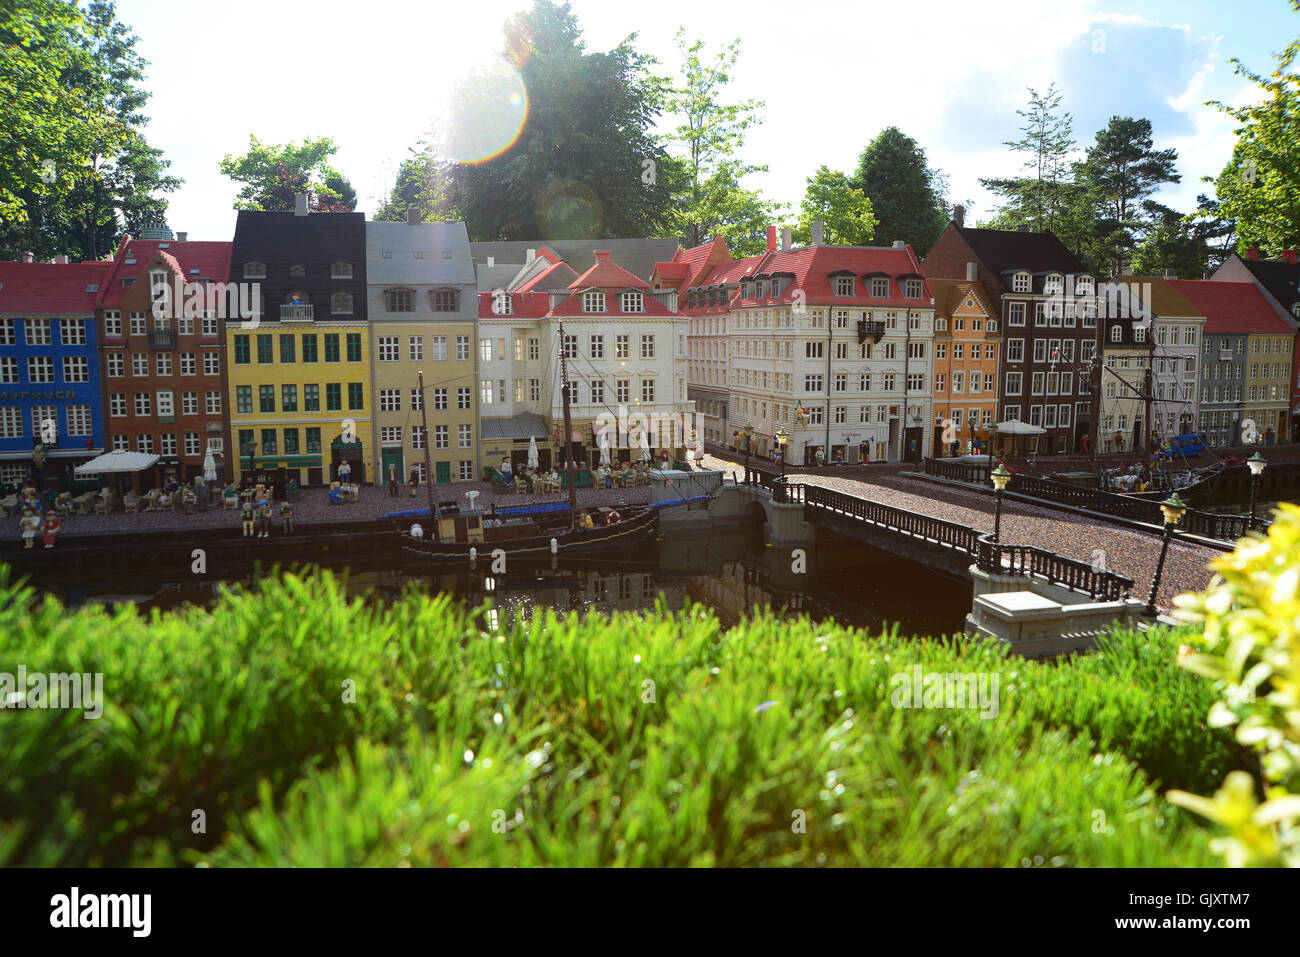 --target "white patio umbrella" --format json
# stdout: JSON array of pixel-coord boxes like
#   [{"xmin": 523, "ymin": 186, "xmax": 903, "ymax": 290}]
[
  {"xmin": 465, "ymin": 490, "xmax": 480, "ymax": 510},
  {"xmin": 994, "ymin": 420, "xmax": 1045, "ymax": 435},
  {"xmin": 203, "ymin": 450, "xmax": 218, "ymax": 482},
  {"xmin": 637, "ymin": 428, "xmax": 651, "ymax": 463},
  {"xmin": 598, "ymin": 429, "xmax": 611, "ymax": 467},
  {"xmin": 527, "ymin": 435, "xmax": 539, "ymax": 470},
  {"xmin": 74, "ymin": 450, "xmax": 159, "ymax": 474}
]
